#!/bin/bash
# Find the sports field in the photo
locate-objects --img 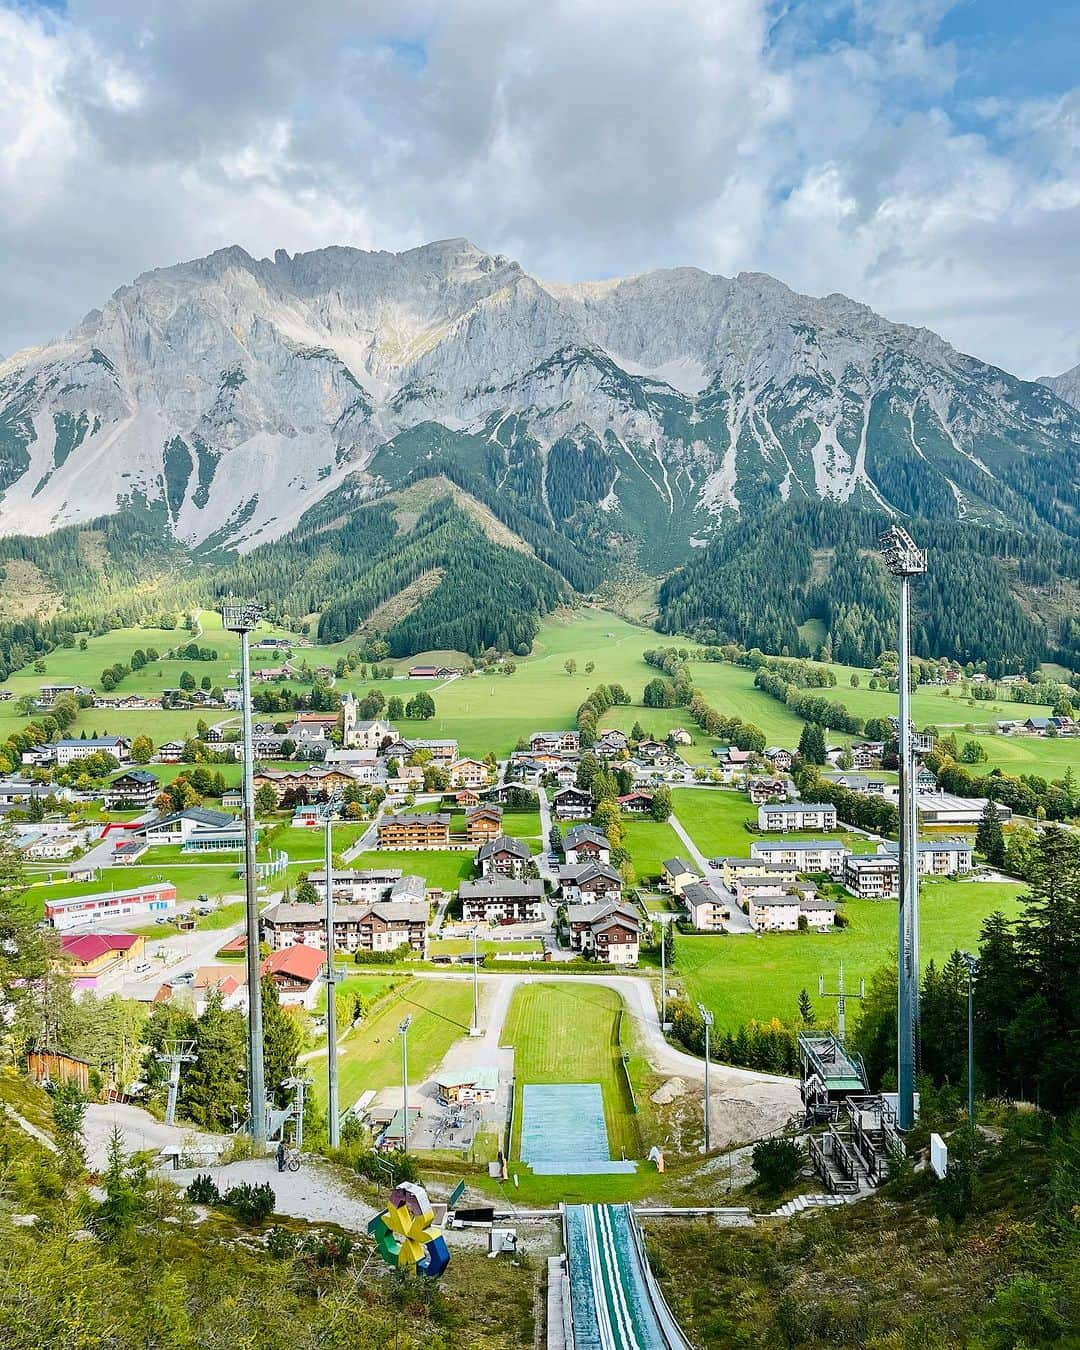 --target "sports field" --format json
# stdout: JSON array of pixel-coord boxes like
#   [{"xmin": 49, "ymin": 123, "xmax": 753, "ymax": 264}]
[
  {"xmin": 503, "ymin": 982, "xmax": 646, "ymax": 1163},
  {"xmin": 307, "ymin": 977, "xmax": 474, "ymax": 1107},
  {"xmin": 674, "ymin": 878, "xmax": 1026, "ymax": 1028}
]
